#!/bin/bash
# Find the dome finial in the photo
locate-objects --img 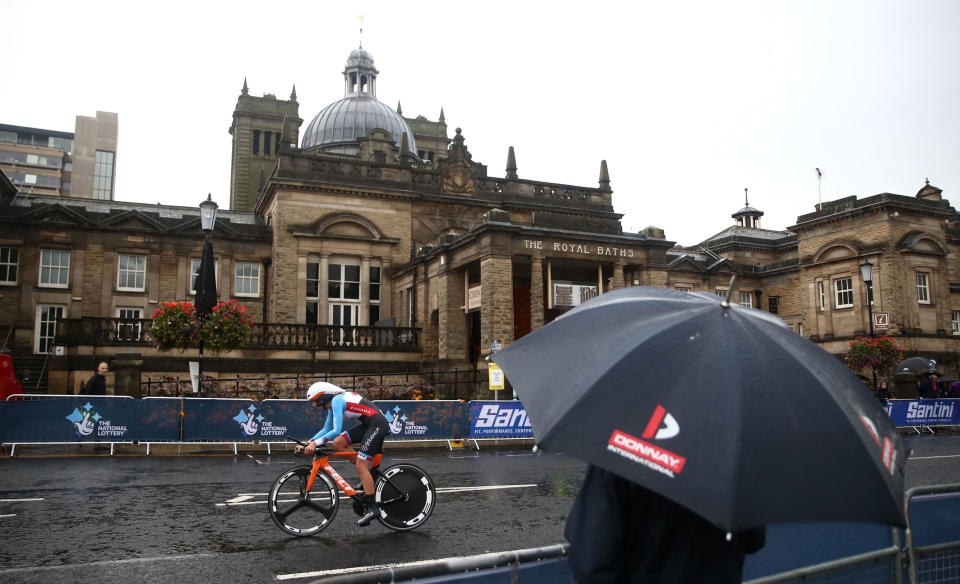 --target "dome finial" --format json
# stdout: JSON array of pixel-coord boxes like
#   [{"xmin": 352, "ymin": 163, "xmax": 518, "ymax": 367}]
[
  {"xmin": 744, "ymin": 187, "xmax": 749, "ymax": 206},
  {"xmin": 506, "ymin": 146, "xmax": 518, "ymax": 180},
  {"xmin": 358, "ymin": 12, "xmax": 364, "ymax": 49}
]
